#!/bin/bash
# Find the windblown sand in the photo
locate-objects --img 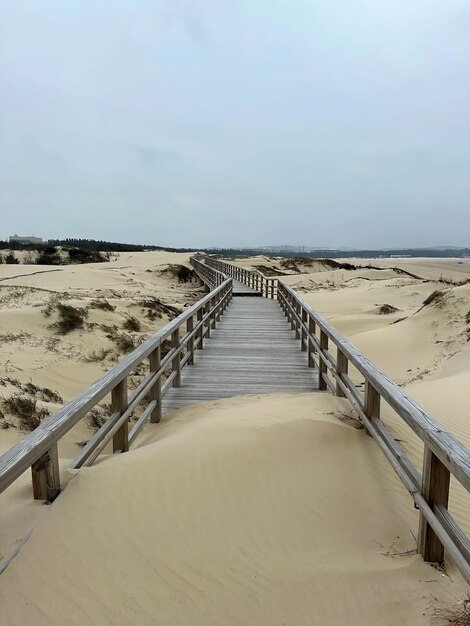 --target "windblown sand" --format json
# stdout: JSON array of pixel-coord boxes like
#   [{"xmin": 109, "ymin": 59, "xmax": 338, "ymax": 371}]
[
  {"xmin": 1, "ymin": 394, "xmax": 464, "ymax": 625},
  {"xmin": 0, "ymin": 255, "xmax": 469, "ymax": 624}
]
